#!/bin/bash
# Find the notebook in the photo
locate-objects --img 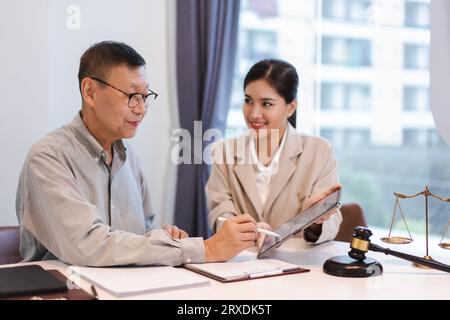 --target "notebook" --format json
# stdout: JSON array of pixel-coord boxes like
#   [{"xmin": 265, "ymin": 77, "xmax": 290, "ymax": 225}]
[
  {"xmin": 71, "ymin": 265, "xmax": 210, "ymax": 297},
  {"xmin": 184, "ymin": 251, "xmax": 309, "ymax": 283},
  {"xmin": 0, "ymin": 265, "xmax": 68, "ymax": 298}
]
